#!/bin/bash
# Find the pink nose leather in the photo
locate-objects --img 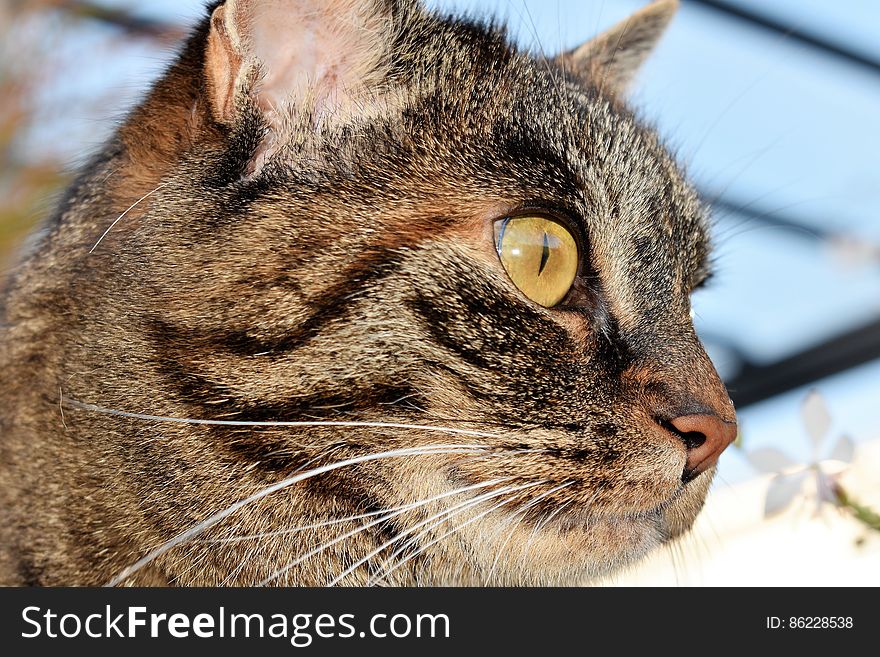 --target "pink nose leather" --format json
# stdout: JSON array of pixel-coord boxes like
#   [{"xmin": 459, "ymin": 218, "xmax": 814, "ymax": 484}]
[{"xmin": 670, "ymin": 414, "xmax": 737, "ymax": 482}]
